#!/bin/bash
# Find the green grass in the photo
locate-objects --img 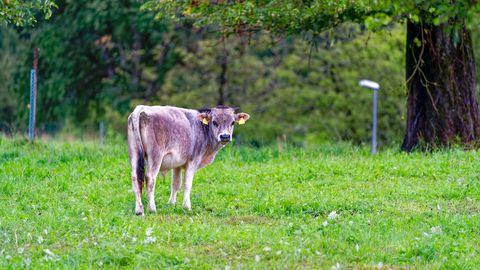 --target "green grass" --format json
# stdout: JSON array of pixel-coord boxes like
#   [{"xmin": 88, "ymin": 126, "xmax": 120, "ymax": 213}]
[{"xmin": 0, "ymin": 137, "xmax": 479, "ymax": 269}]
